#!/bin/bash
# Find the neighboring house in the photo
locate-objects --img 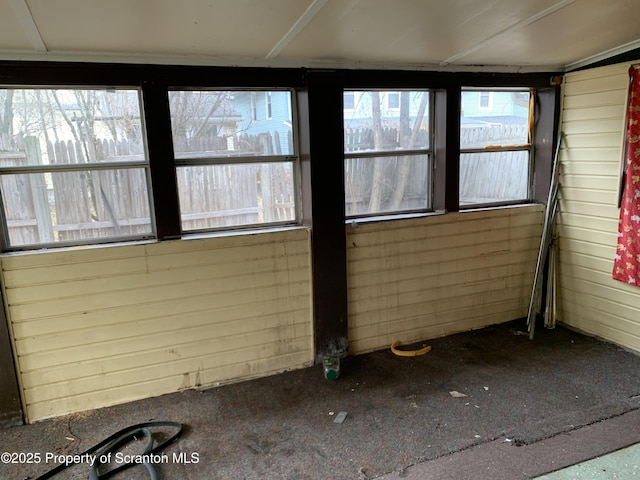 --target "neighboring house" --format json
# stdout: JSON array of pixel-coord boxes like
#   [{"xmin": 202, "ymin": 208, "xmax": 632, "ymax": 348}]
[
  {"xmin": 342, "ymin": 90, "xmax": 529, "ymax": 130},
  {"xmin": 232, "ymin": 91, "xmax": 293, "ymax": 155},
  {"xmin": 461, "ymin": 90, "xmax": 529, "ymax": 127},
  {"xmin": 169, "ymin": 92, "xmax": 243, "ymax": 154},
  {"xmin": 343, "ymin": 91, "xmax": 428, "ymax": 130}
]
